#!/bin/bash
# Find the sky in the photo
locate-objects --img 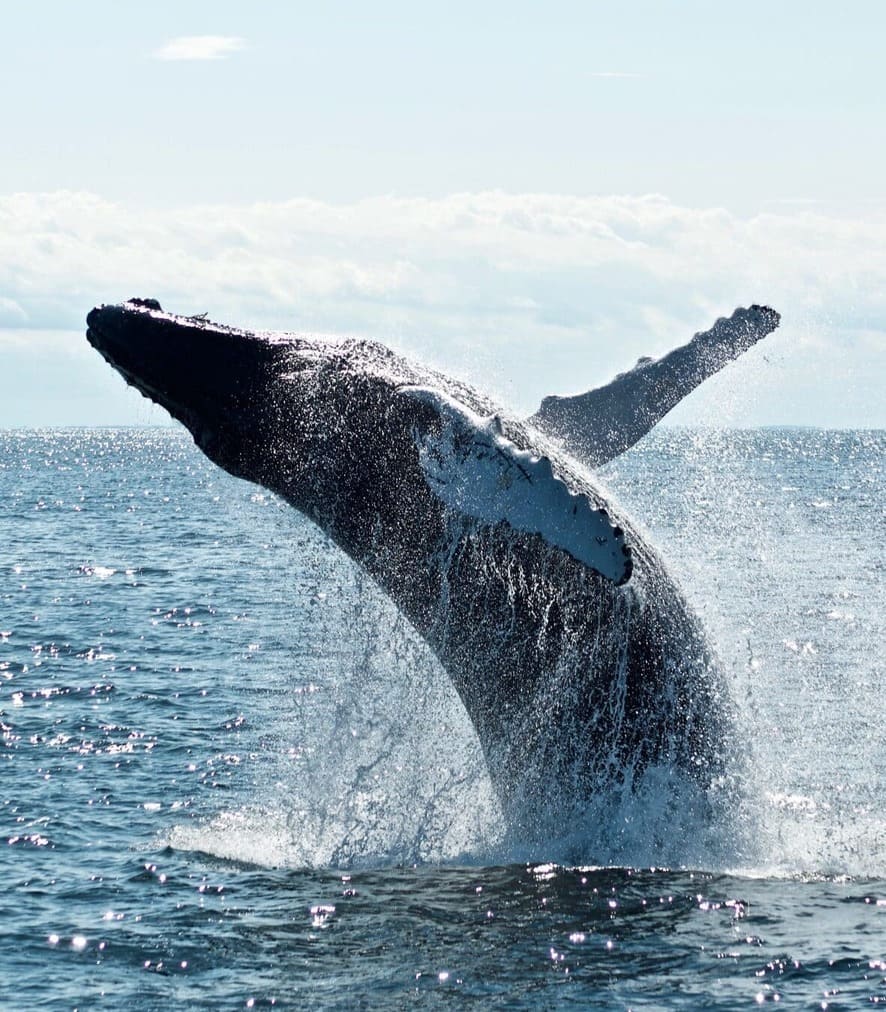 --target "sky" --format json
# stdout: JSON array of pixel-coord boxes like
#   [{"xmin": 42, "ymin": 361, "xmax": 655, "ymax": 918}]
[{"xmin": 1, "ymin": 0, "xmax": 884, "ymax": 427}]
